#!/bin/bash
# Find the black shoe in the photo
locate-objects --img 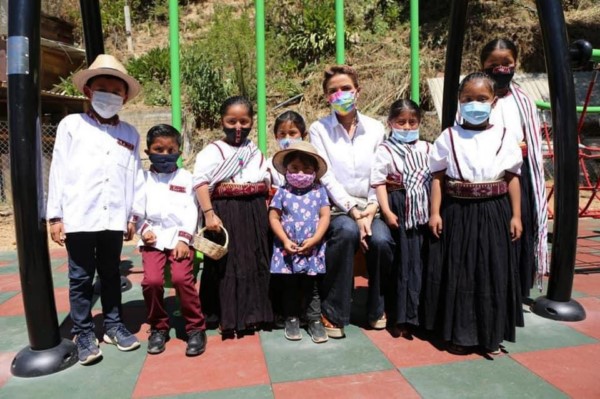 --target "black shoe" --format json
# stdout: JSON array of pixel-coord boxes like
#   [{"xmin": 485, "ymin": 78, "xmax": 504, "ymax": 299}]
[
  {"xmin": 147, "ymin": 329, "xmax": 168, "ymax": 354},
  {"xmin": 186, "ymin": 330, "xmax": 207, "ymax": 357},
  {"xmin": 284, "ymin": 317, "xmax": 302, "ymax": 341}
]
